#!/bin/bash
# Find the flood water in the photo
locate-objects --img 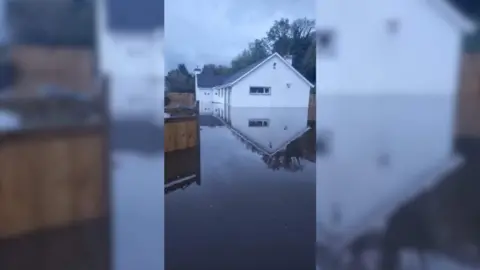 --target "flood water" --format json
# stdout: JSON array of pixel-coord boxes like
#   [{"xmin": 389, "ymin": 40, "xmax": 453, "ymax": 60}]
[
  {"xmin": 316, "ymin": 95, "xmax": 480, "ymax": 270},
  {"xmin": 165, "ymin": 104, "xmax": 316, "ymax": 270}
]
